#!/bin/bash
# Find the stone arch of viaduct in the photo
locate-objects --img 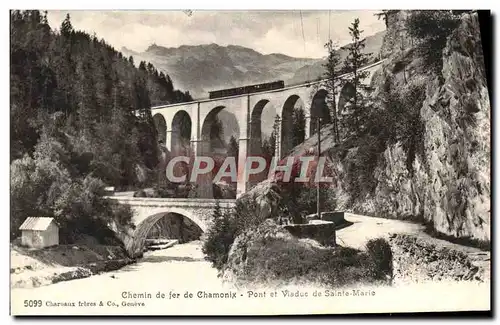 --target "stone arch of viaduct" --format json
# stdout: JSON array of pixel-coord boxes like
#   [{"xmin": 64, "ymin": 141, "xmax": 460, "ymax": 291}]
[{"xmin": 150, "ymin": 60, "xmax": 384, "ymax": 198}]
